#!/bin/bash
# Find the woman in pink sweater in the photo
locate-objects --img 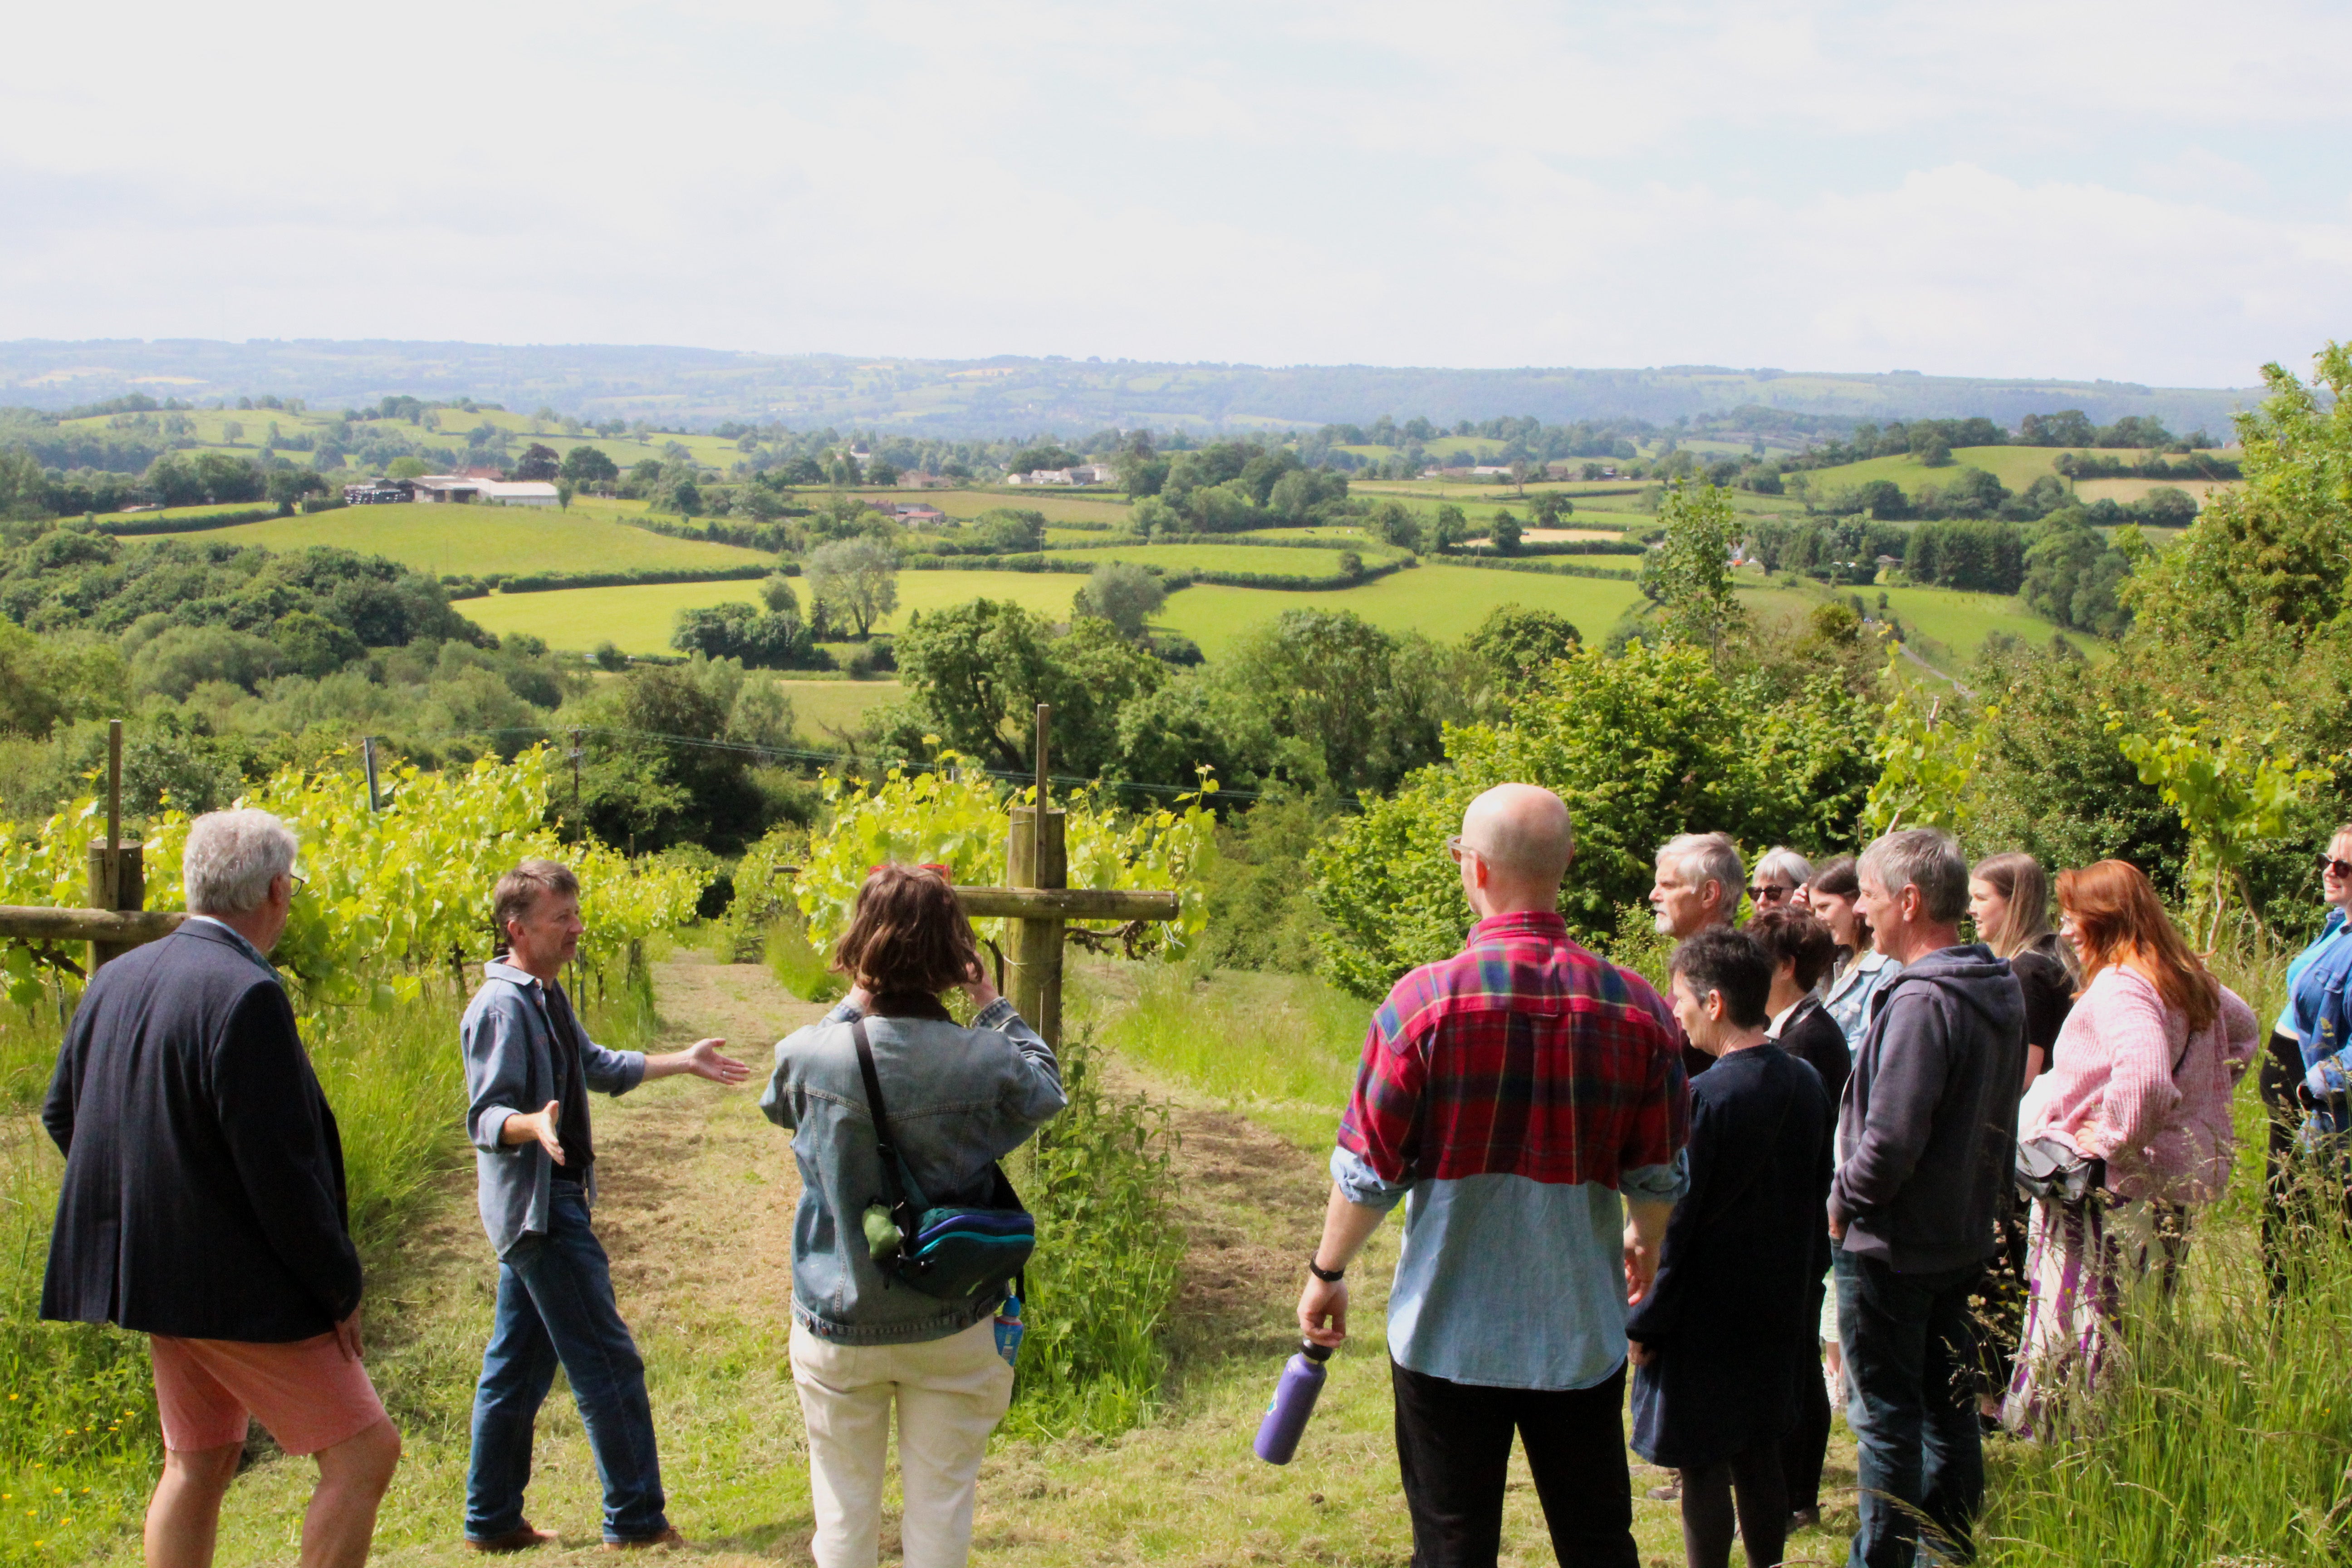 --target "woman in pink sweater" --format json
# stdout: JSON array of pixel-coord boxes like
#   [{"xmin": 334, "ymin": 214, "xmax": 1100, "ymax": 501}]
[{"xmin": 2004, "ymin": 860, "xmax": 2257, "ymax": 1432}]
